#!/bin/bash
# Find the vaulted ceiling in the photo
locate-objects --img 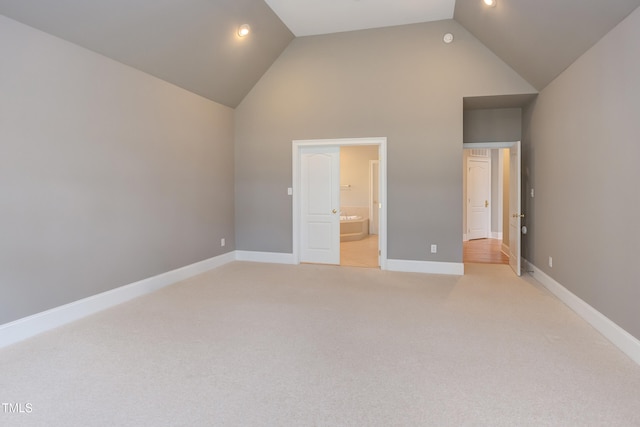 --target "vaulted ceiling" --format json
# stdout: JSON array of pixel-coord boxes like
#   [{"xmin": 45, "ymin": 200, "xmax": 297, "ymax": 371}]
[
  {"xmin": 454, "ymin": 0, "xmax": 640, "ymax": 91},
  {"xmin": 1, "ymin": 0, "xmax": 639, "ymax": 108},
  {"xmin": 0, "ymin": 0, "xmax": 294, "ymax": 108}
]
